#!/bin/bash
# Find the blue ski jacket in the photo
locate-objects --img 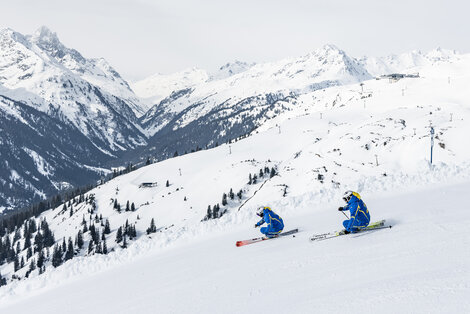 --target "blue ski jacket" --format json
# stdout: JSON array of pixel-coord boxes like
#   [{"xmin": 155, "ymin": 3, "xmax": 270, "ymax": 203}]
[
  {"xmin": 341, "ymin": 192, "xmax": 370, "ymax": 232},
  {"xmin": 255, "ymin": 207, "xmax": 284, "ymax": 234}
]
